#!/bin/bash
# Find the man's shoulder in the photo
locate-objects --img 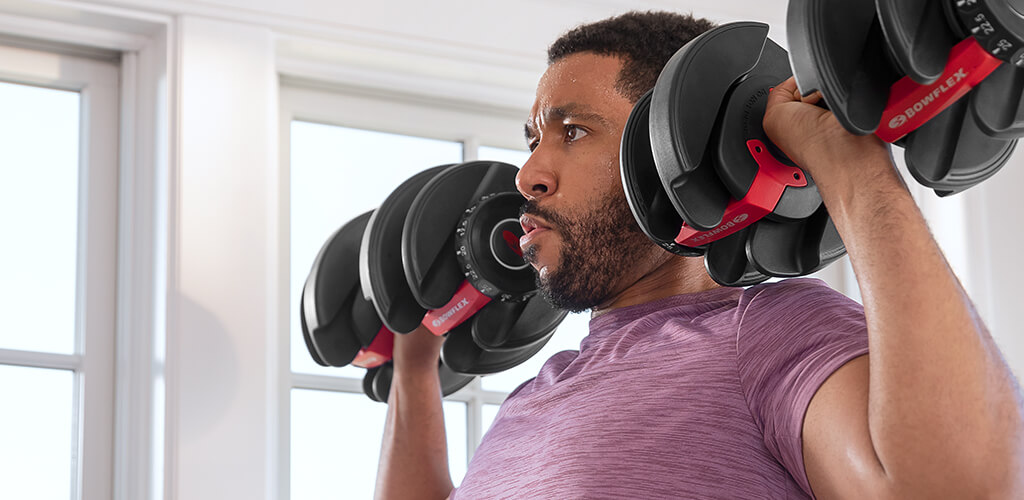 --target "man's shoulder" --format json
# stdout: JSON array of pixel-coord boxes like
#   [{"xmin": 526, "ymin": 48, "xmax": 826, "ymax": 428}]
[
  {"xmin": 740, "ymin": 278, "xmax": 854, "ymax": 313},
  {"xmin": 735, "ymin": 277, "xmax": 867, "ymax": 345}
]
